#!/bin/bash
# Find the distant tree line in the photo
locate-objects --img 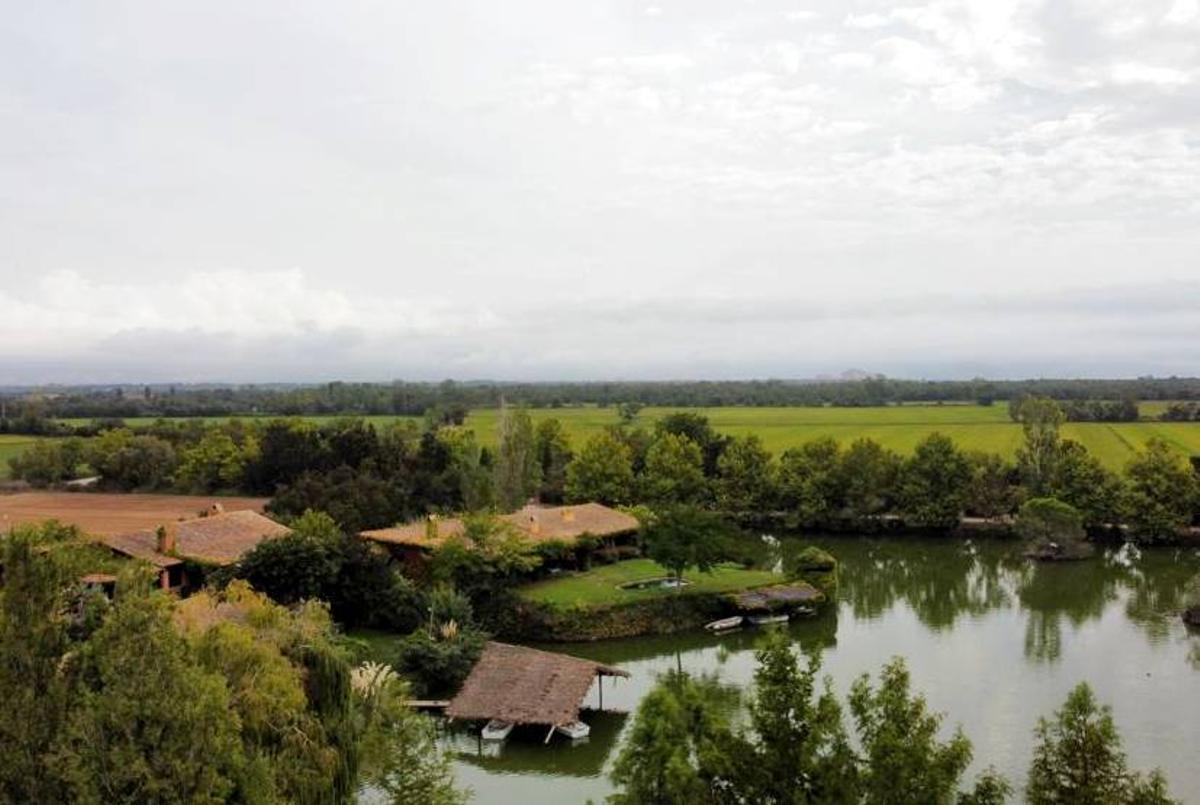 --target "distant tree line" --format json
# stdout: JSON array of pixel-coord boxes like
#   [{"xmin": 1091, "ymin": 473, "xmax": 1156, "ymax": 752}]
[
  {"xmin": 10, "ymin": 399, "xmax": 1200, "ymax": 542},
  {"xmin": 4, "ymin": 375, "xmax": 1200, "ymax": 422},
  {"xmin": 1162, "ymin": 402, "xmax": 1200, "ymax": 422}
]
